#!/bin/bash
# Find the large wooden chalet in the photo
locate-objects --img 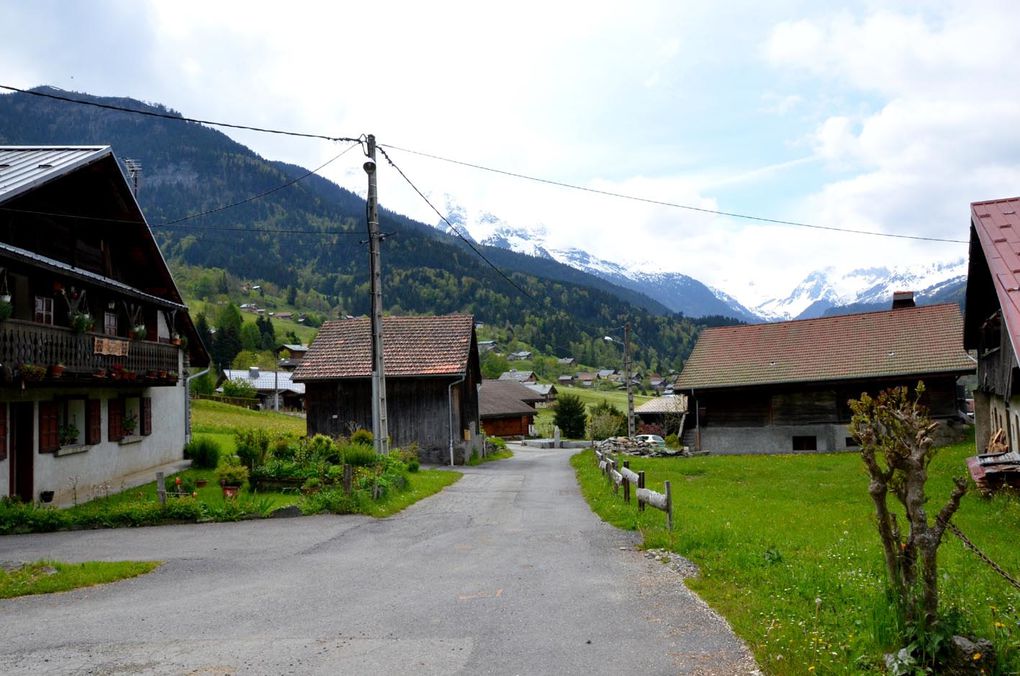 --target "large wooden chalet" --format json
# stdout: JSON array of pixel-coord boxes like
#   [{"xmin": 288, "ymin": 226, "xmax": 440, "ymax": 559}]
[
  {"xmin": 676, "ymin": 297, "xmax": 974, "ymax": 454},
  {"xmin": 479, "ymin": 379, "xmax": 538, "ymax": 437},
  {"xmin": 292, "ymin": 314, "xmax": 481, "ymax": 464},
  {"xmin": 0, "ymin": 146, "xmax": 209, "ymax": 503}
]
